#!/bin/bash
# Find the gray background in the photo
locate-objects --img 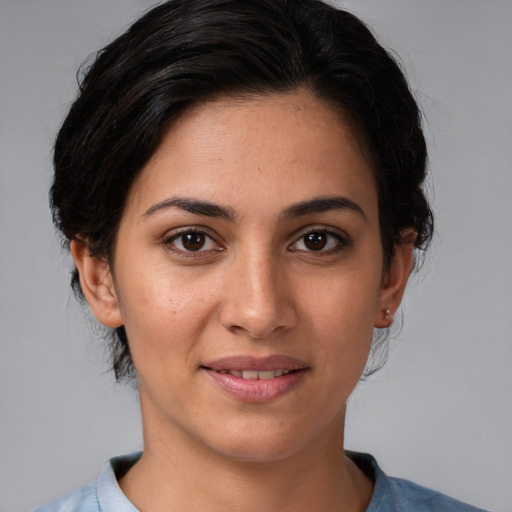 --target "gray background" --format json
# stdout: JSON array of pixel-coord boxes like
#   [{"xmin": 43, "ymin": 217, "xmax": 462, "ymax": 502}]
[{"xmin": 1, "ymin": 1, "xmax": 511, "ymax": 511}]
